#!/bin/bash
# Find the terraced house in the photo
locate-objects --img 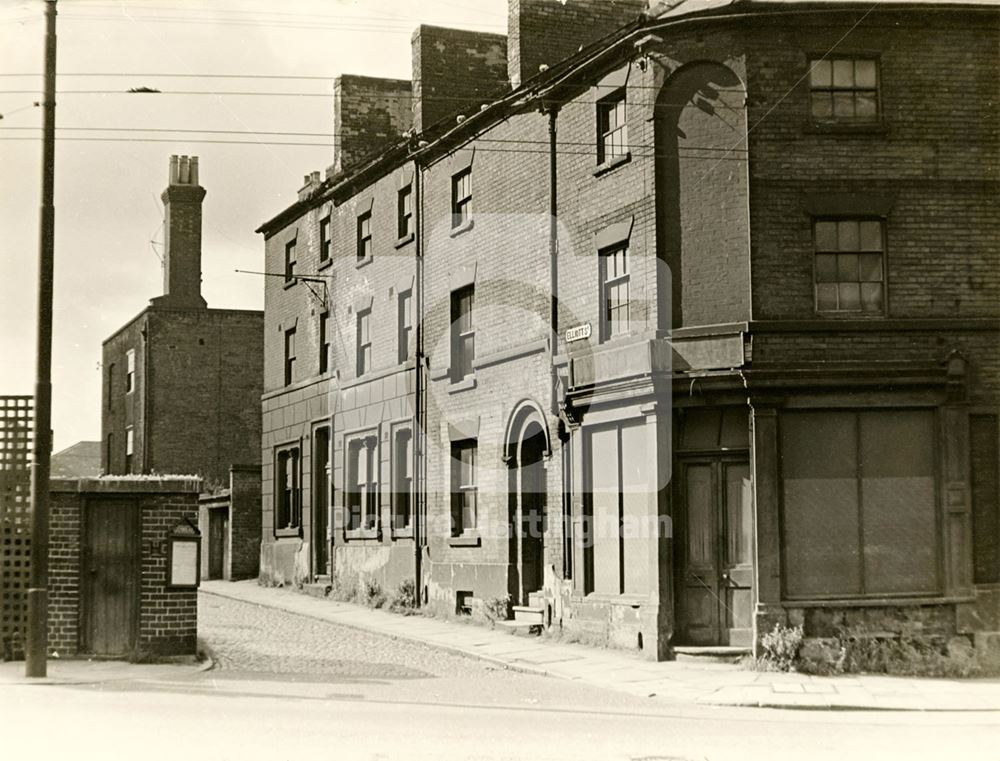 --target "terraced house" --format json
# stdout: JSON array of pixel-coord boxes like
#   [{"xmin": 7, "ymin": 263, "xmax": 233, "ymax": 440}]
[{"xmin": 256, "ymin": 0, "xmax": 1000, "ymax": 662}]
